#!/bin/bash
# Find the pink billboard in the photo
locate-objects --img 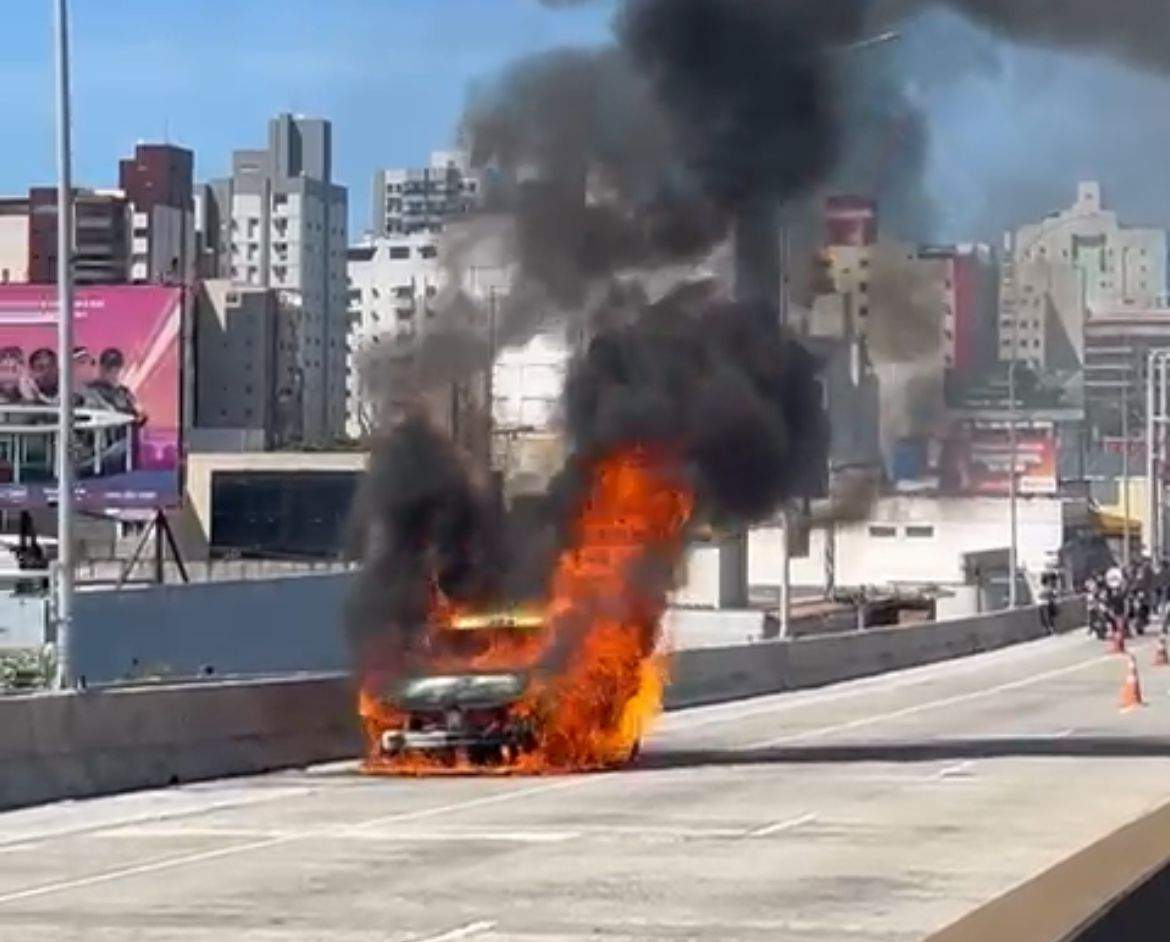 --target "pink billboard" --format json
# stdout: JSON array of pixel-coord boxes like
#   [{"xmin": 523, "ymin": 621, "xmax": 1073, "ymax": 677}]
[{"xmin": 0, "ymin": 285, "xmax": 181, "ymax": 509}]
